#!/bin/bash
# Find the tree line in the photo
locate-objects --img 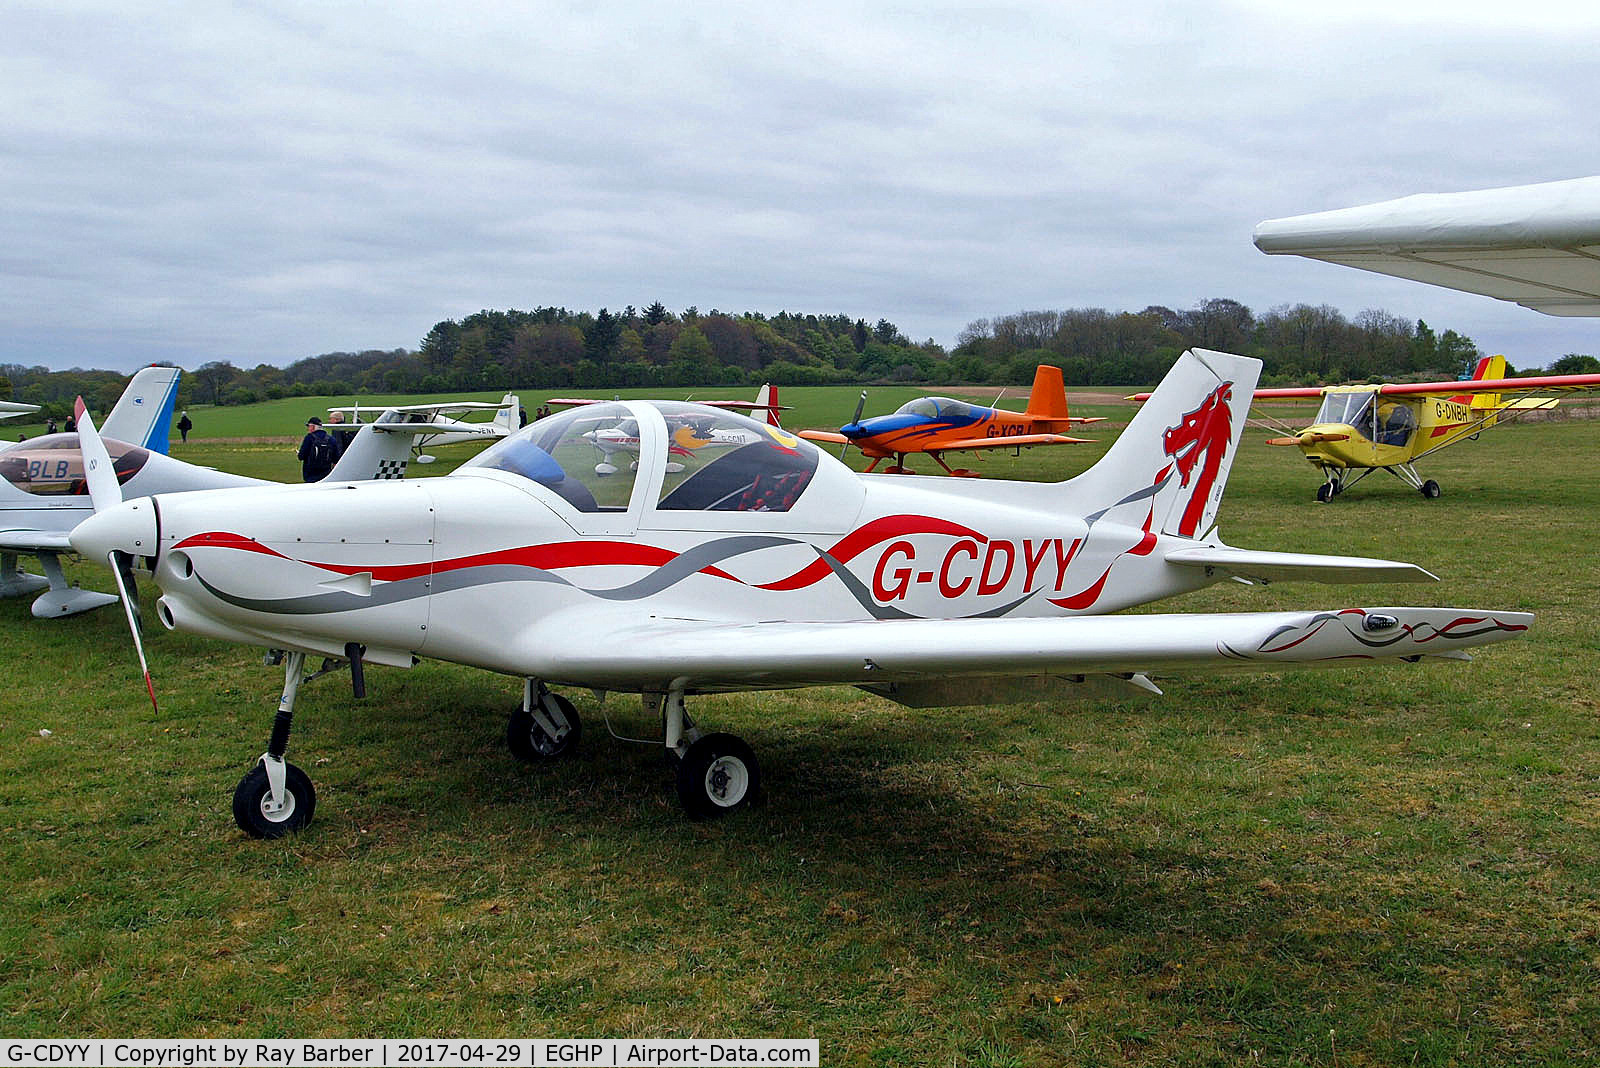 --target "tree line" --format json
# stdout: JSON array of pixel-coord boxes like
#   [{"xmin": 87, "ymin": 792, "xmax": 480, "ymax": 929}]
[{"xmin": 5, "ymin": 297, "xmax": 1592, "ymax": 418}]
